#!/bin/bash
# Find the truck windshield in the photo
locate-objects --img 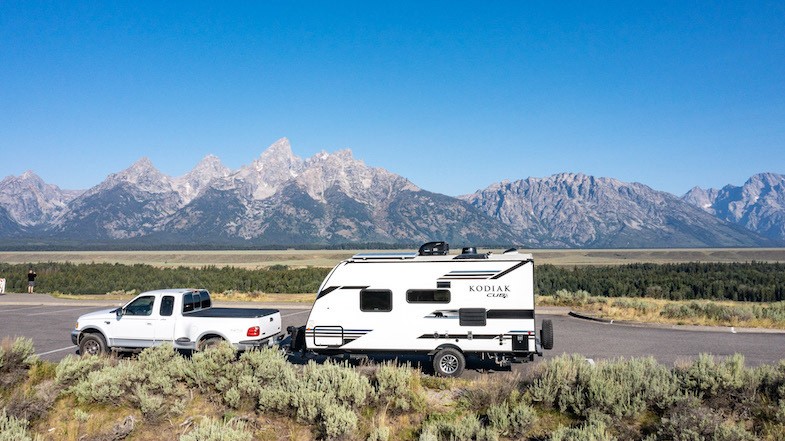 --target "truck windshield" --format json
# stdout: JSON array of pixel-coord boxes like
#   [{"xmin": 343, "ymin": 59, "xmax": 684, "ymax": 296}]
[{"xmin": 125, "ymin": 296, "xmax": 155, "ymax": 316}]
